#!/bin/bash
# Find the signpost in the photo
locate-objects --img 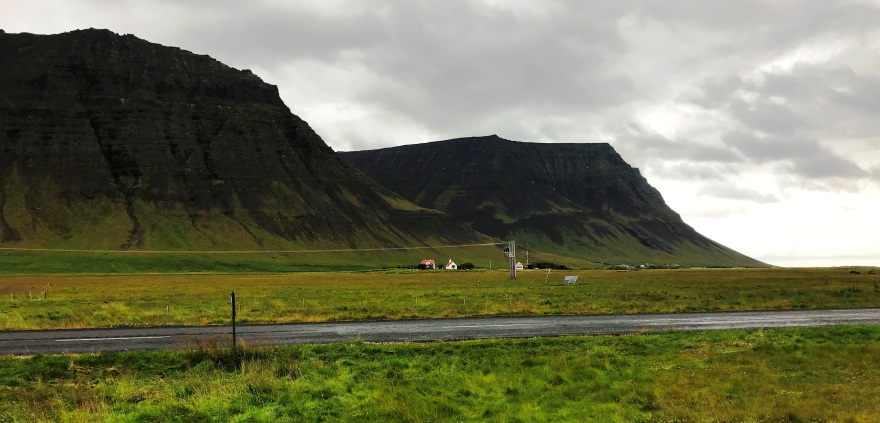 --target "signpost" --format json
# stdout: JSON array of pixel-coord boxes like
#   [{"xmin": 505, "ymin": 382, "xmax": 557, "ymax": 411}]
[{"xmin": 231, "ymin": 291, "xmax": 237, "ymax": 349}]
